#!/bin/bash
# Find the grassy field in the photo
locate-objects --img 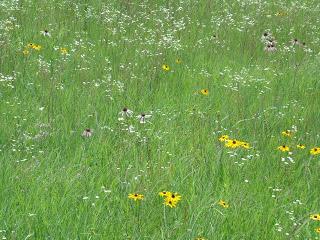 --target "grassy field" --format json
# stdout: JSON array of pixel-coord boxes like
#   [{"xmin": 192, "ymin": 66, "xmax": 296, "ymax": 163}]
[{"xmin": 1, "ymin": 0, "xmax": 320, "ymax": 239}]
